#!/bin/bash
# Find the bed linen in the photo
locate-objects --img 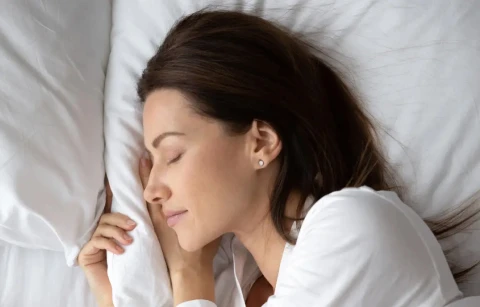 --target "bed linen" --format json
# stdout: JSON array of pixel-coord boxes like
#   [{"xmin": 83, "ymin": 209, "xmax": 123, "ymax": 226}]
[
  {"xmin": 0, "ymin": 243, "xmax": 96, "ymax": 307},
  {"xmin": 105, "ymin": 0, "xmax": 480, "ymax": 306},
  {"xmin": 1, "ymin": 1, "xmax": 111, "ymax": 306},
  {"xmin": 0, "ymin": 0, "xmax": 111, "ymax": 266},
  {"xmin": 1, "ymin": 0, "xmax": 479, "ymax": 306}
]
